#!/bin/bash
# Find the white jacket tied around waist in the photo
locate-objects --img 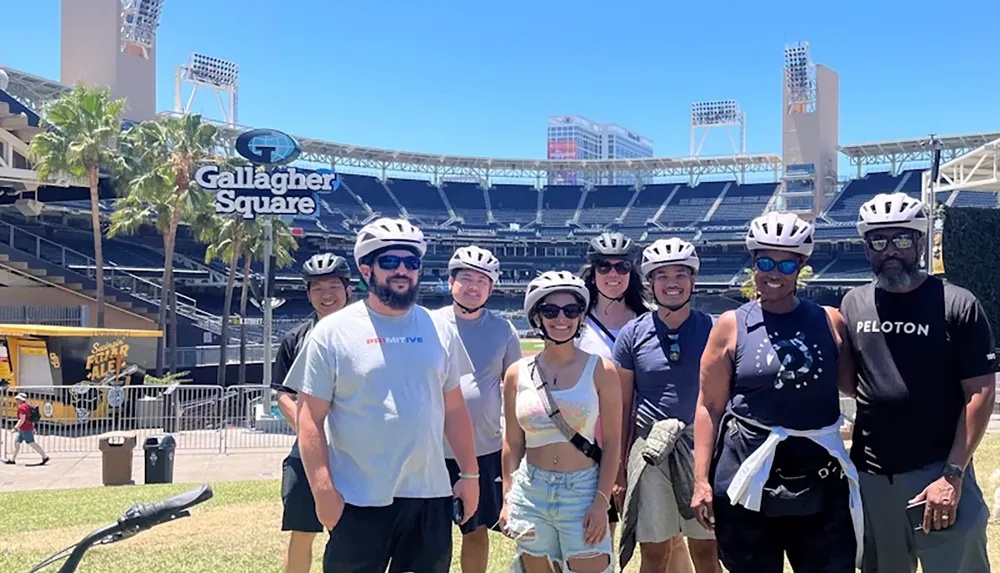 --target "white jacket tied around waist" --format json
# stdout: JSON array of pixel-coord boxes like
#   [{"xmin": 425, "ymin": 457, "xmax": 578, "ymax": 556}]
[{"xmin": 725, "ymin": 414, "xmax": 864, "ymax": 568}]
